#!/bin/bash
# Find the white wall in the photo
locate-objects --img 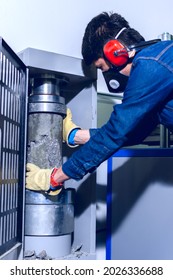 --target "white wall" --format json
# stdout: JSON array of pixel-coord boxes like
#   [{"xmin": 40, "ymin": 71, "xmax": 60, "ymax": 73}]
[{"xmin": 0, "ymin": 0, "xmax": 173, "ymax": 57}]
